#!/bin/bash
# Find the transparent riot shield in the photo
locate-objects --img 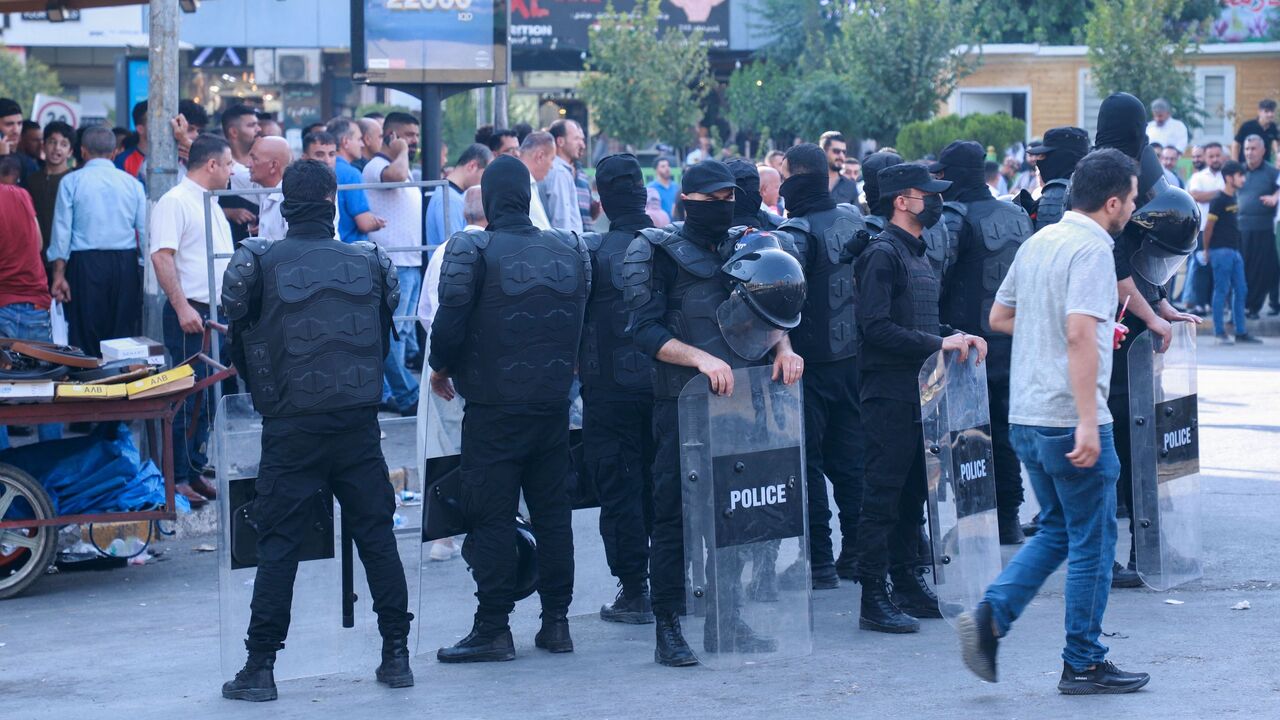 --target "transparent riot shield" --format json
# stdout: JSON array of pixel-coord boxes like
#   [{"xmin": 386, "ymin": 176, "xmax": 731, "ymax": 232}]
[
  {"xmin": 679, "ymin": 366, "xmax": 812, "ymax": 669},
  {"xmin": 215, "ymin": 394, "xmax": 422, "ymax": 681},
  {"xmin": 919, "ymin": 350, "xmax": 1001, "ymax": 627},
  {"xmin": 1128, "ymin": 324, "xmax": 1202, "ymax": 590}
]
